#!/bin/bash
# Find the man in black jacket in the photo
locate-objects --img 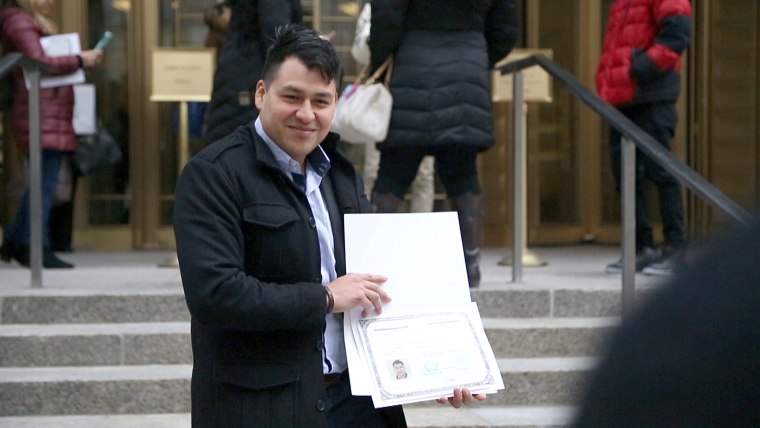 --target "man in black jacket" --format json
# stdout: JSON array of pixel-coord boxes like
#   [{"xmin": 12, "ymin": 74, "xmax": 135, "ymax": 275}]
[{"xmin": 175, "ymin": 25, "xmax": 482, "ymax": 428}]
